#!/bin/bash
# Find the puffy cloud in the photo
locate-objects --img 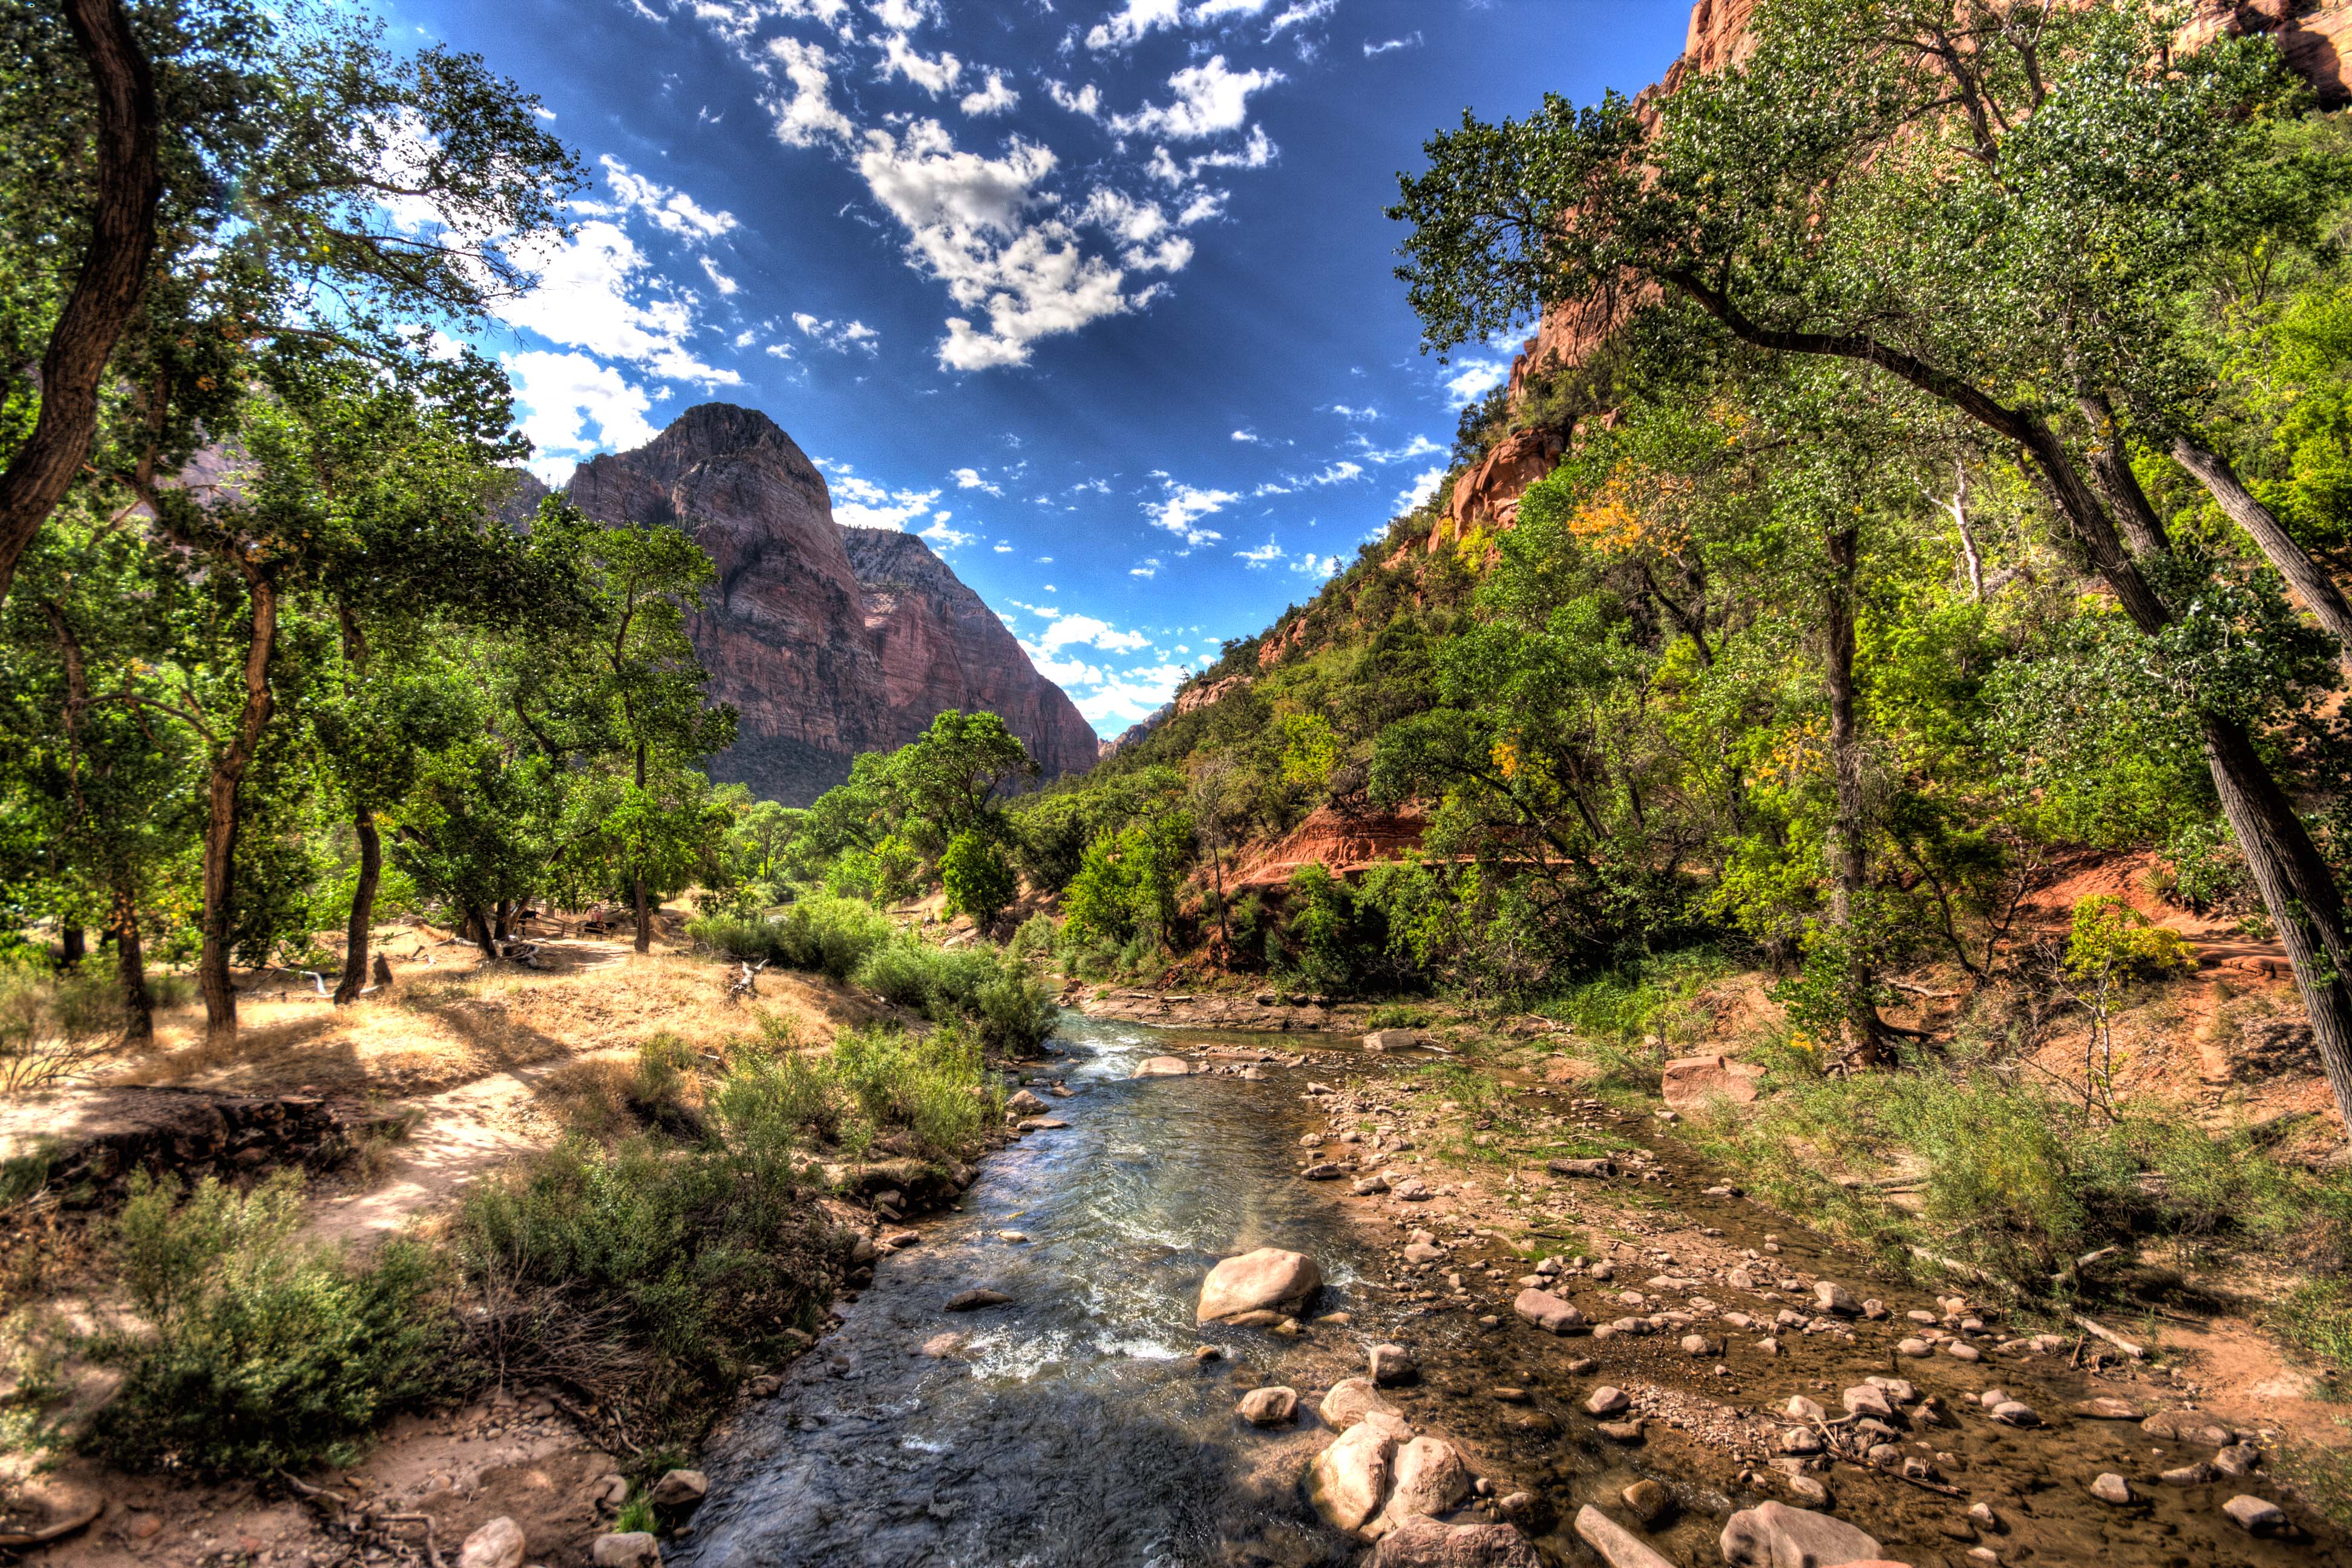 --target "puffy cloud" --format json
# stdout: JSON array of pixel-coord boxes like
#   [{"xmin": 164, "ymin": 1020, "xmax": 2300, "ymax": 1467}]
[
  {"xmin": 1148, "ymin": 480, "xmax": 1237, "ymax": 545},
  {"xmin": 951, "ymin": 466, "xmax": 1003, "ymax": 495},
  {"xmin": 919, "ymin": 514, "xmax": 975, "ymax": 548},
  {"xmin": 1231, "ymin": 428, "xmax": 1260, "ymax": 443},
  {"xmin": 1444, "ymin": 358, "xmax": 1510, "ymax": 402},
  {"xmin": 504, "ymin": 350, "xmax": 660, "ymax": 481},
  {"xmin": 1084, "ymin": 0, "xmax": 1182, "ymax": 50},
  {"xmin": 499, "ymin": 221, "xmax": 741, "ymax": 385},
  {"xmin": 1130, "ymin": 557, "xmax": 1163, "ymax": 577},
  {"xmin": 960, "ymin": 69, "xmax": 1018, "ymax": 115},
  {"xmin": 1080, "ymin": 188, "xmax": 1195, "ymax": 272},
  {"xmin": 764, "ymin": 36, "xmax": 856, "ymax": 147},
  {"xmin": 877, "ymin": 31, "xmax": 961, "ymax": 94},
  {"xmin": 1035, "ymin": 613, "xmax": 1152, "ymax": 654},
  {"xmin": 1070, "ymin": 662, "xmax": 1195, "ymax": 727},
  {"xmin": 600, "ymin": 156, "xmax": 739, "ymax": 242},
  {"xmin": 1111, "ymin": 56, "xmax": 1282, "ymax": 141},
  {"xmin": 1047, "ymin": 79, "xmax": 1103, "ymax": 117},
  {"xmin": 1331, "ymin": 402, "xmax": 1378, "ymax": 420},
  {"xmin": 794, "ymin": 312, "xmax": 880, "ymax": 352},
  {"xmin": 1395, "ymin": 465, "xmax": 1446, "ymax": 511},
  {"xmin": 1291, "ymin": 552, "xmax": 1342, "ymax": 577},
  {"xmin": 1310, "ymin": 459, "xmax": 1364, "ymax": 485},
  {"xmin": 830, "ymin": 469, "xmax": 945, "ymax": 529},
  {"xmin": 1265, "ymin": 0, "xmax": 1336, "ymax": 39},
  {"xmin": 1144, "ymin": 123, "xmax": 1275, "ymax": 185},
  {"xmin": 1356, "ymin": 433, "xmax": 1441, "ymax": 465},
  {"xmin": 699, "ymin": 256, "xmax": 740, "ymax": 295},
  {"xmin": 1235, "ymin": 538, "xmax": 1283, "ymax": 567}
]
